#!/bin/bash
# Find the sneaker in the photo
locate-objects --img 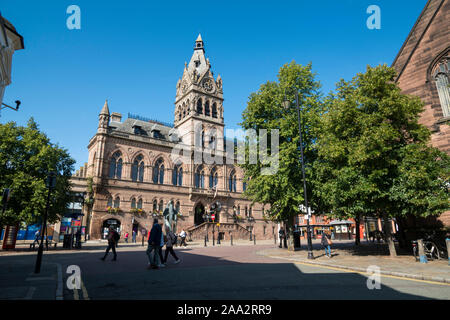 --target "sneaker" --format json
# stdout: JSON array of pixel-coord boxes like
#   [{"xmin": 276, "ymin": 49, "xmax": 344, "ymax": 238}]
[
  {"xmin": 158, "ymin": 264, "xmax": 166, "ymax": 268},
  {"xmin": 174, "ymin": 259, "xmax": 181, "ymax": 264}
]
